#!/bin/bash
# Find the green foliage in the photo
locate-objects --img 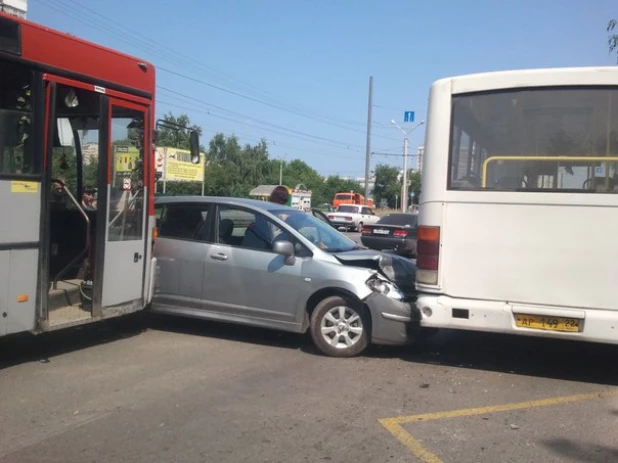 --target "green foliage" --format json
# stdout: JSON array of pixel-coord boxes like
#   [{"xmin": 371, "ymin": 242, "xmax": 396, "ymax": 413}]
[
  {"xmin": 373, "ymin": 164, "xmax": 401, "ymax": 208},
  {"xmin": 609, "ymin": 19, "xmax": 618, "ymax": 62},
  {"xmin": 156, "ymin": 112, "xmax": 203, "ymax": 150},
  {"xmin": 372, "ymin": 163, "xmax": 422, "ymax": 207},
  {"xmin": 408, "ymin": 170, "xmax": 422, "ymax": 204}
]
